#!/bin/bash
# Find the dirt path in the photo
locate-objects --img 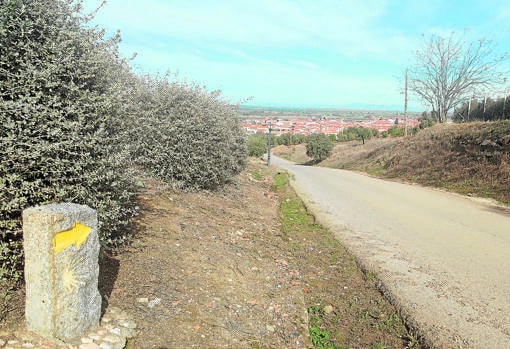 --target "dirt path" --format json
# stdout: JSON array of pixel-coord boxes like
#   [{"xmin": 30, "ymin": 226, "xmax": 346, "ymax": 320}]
[
  {"xmin": 272, "ymin": 156, "xmax": 510, "ymax": 348},
  {"xmin": 100, "ymin": 170, "xmax": 311, "ymax": 348}
]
